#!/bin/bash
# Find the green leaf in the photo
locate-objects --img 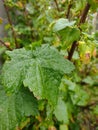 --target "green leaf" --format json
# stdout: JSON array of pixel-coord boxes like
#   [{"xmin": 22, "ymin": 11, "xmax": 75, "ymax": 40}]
[
  {"xmin": 70, "ymin": 86, "xmax": 90, "ymax": 106},
  {"xmin": 53, "ymin": 18, "xmax": 75, "ymax": 32},
  {"xmin": 24, "ymin": 66, "xmax": 62, "ymax": 105},
  {"xmin": 0, "ymin": 47, "xmax": 6, "ymax": 55},
  {"xmin": 0, "ymin": 88, "xmax": 38, "ymax": 130},
  {"xmin": 58, "ymin": 27, "xmax": 80, "ymax": 48},
  {"xmin": 0, "ymin": 17, "xmax": 3, "ymax": 24},
  {"xmin": 88, "ymin": 0, "xmax": 98, "ymax": 10},
  {"xmin": 62, "ymin": 79, "xmax": 90, "ymax": 106},
  {"xmin": 26, "ymin": 3, "xmax": 34, "ymax": 14},
  {"xmin": 60, "ymin": 124, "xmax": 68, "ymax": 130},
  {"xmin": 82, "ymin": 76, "xmax": 94, "ymax": 85},
  {"xmin": 2, "ymin": 45, "xmax": 75, "ymax": 106},
  {"xmin": 93, "ymin": 105, "xmax": 98, "ymax": 115},
  {"xmin": 32, "ymin": 45, "xmax": 75, "ymax": 74},
  {"xmin": 54, "ymin": 98, "xmax": 69, "ymax": 124},
  {"xmin": 1, "ymin": 48, "xmax": 32, "ymax": 92}
]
